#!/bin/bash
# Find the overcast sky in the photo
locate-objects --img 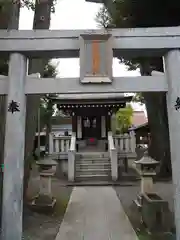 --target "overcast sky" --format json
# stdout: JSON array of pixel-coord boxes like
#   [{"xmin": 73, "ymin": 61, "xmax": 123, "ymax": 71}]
[{"xmin": 19, "ymin": 0, "xmax": 145, "ymax": 112}]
